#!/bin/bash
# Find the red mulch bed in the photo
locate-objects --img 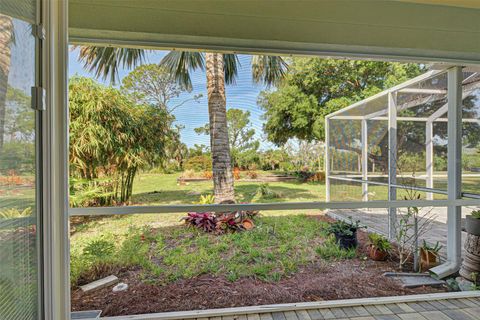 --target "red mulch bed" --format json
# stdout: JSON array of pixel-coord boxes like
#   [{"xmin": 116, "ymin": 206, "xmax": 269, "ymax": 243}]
[{"xmin": 71, "ymin": 215, "xmax": 446, "ymax": 316}]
